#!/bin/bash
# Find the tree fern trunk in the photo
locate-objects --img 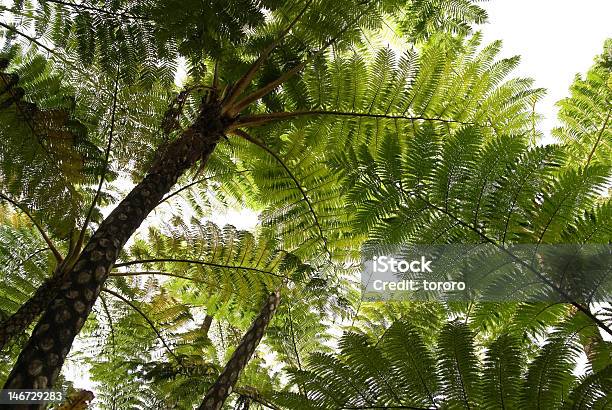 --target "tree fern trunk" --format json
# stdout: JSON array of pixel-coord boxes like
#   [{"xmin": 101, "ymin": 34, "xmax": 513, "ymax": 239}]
[
  {"xmin": 198, "ymin": 291, "xmax": 281, "ymax": 410},
  {"xmin": 202, "ymin": 314, "xmax": 214, "ymax": 337},
  {"xmin": 3, "ymin": 103, "xmax": 225, "ymax": 395},
  {"xmin": 0, "ymin": 274, "xmax": 61, "ymax": 351}
]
